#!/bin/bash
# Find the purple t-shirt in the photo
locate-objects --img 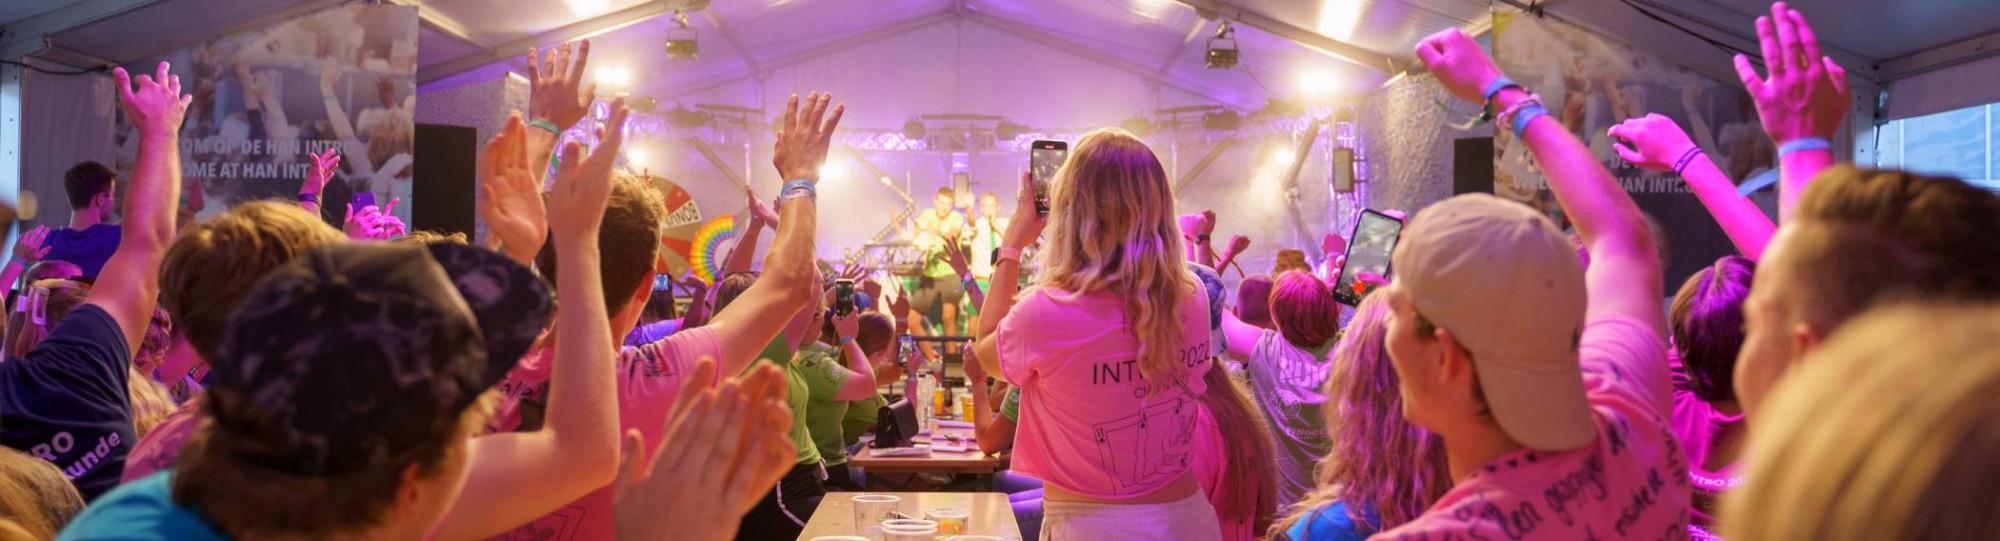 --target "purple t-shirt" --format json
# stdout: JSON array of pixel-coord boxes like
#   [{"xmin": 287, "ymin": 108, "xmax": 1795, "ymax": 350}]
[
  {"xmin": 44, "ymin": 224, "xmax": 121, "ymax": 278},
  {"xmin": 0, "ymin": 305, "xmax": 134, "ymax": 500}
]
